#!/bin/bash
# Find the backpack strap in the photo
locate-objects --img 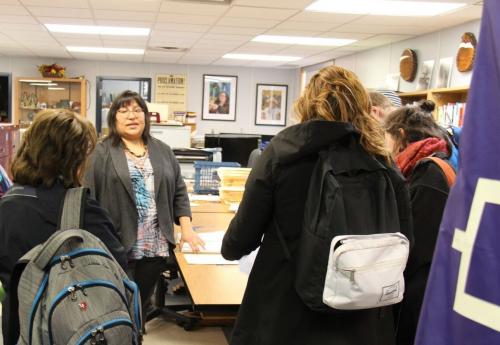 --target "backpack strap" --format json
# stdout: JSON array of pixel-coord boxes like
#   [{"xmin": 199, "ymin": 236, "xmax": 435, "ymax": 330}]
[
  {"xmin": 426, "ymin": 157, "xmax": 456, "ymax": 187},
  {"xmin": 32, "ymin": 229, "xmax": 85, "ymax": 270},
  {"xmin": 58, "ymin": 187, "xmax": 87, "ymax": 230}
]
